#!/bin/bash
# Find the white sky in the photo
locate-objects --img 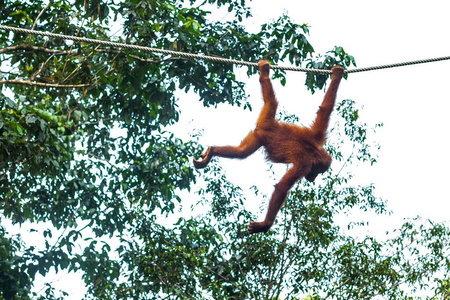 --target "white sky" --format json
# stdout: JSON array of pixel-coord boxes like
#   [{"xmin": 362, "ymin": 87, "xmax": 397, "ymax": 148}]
[
  {"xmin": 263, "ymin": 0, "xmax": 450, "ymax": 222},
  {"xmin": 179, "ymin": 0, "xmax": 450, "ymax": 222},
  {"xmin": 30, "ymin": 0, "xmax": 450, "ymax": 298}
]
